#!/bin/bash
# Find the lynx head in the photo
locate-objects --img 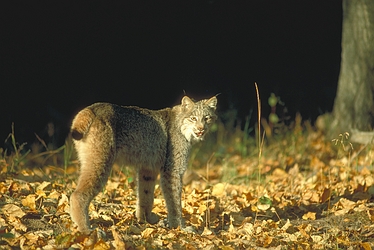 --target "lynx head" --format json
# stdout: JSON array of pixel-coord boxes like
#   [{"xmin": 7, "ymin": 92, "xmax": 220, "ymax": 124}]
[{"xmin": 180, "ymin": 96, "xmax": 217, "ymax": 143}]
